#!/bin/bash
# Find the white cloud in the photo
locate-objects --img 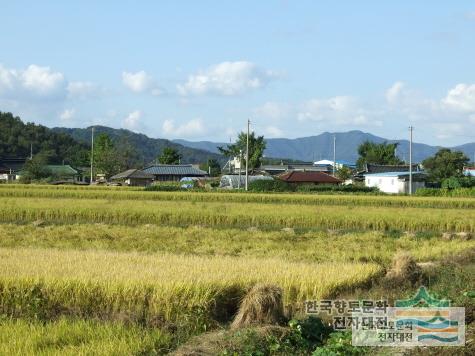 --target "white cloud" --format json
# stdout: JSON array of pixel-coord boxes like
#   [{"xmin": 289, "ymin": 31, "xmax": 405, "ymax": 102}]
[
  {"xmin": 151, "ymin": 88, "xmax": 163, "ymax": 96},
  {"xmin": 298, "ymin": 96, "xmax": 359, "ymax": 122},
  {"xmin": 162, "ymin": 118, "xmax": 206, "ymax": 138},
  {"xmin": 432, "ymin": 123, "xmax": 465, "ymax": 139},
  {"xmin": 67, "ymin": 81, "xmax": 100, "ymax": 99},
  {"xmin": 254, "ymin": 102, "xmax": 290, "ymax": 120},
  {"xmin": 442, "ymin": 83, "xmax": 475, "ymax": 112},
  {"xmin": 177, "ymin": 61, "xmax": 277, "ymax": 96},
  {"xmin": 122, "ymin": 70, "xmax": 164, "ymax": 96},
  {"xmin": 59, "ymin": 108, "xmax": 75, "ymax": 122},
  {"xmin": 122, "ymin": 110, "xmax": 142, "ymax": 131},
  {"xmin": 0, "ymin": 64, "xmax": 65, "ymax": 97},
  {"xmin": 122, "ymin": 71, "xmax": 153, "ymax": 93},
  {"xmin": 466, "ymin": 11, "xmax": 475, "ymax": 21},
  {"xmin": 264, "ymin": 126, "xmax": 283, "ymax": 138},
  {"xmin": 384, "ymin": 81, "xmax": 440, "ymax": 120},
  {"xmin": 385, "ymin": 81, "xmax": 405, "ymax": 105}
]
